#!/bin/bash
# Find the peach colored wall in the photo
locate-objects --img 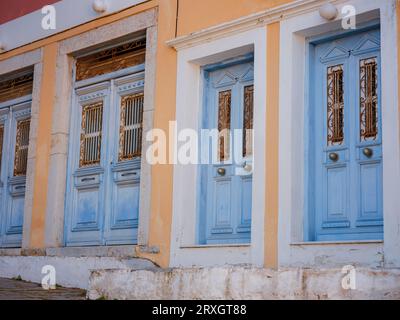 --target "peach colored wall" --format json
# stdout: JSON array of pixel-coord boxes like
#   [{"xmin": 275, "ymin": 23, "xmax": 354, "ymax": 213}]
[
  {"xmin": 264, "ymin": 22, "xmax": 280, "ymax": 269},
  {"xmin": 176, "ymin": 0, "xmax": 292, "ymax": 36},
  {"xmin": 29, "ymin": 42, "xmax": 58, "ymax": 248},
  {"xmin": 139, "ymin": 0, "xmax": 178, "ymax": 268}
]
